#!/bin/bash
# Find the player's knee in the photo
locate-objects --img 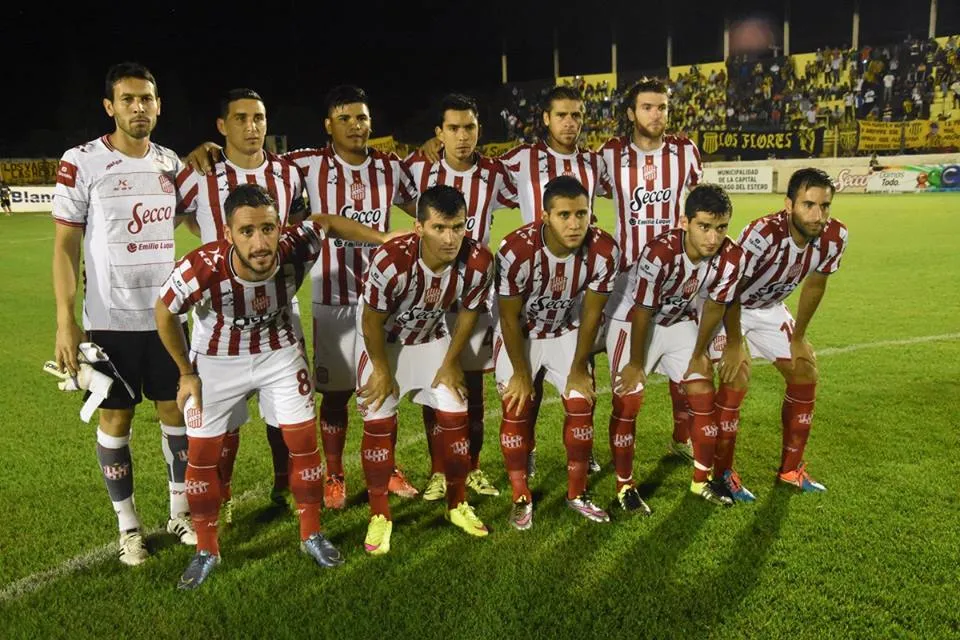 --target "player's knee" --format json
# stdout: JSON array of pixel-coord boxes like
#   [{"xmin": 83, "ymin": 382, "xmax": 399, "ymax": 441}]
[
  {"xmin": 432, "ymin": 385, "xmax": 468, "ymax": 414},
  {"xmin": 155, "ymin": 400, "xmax": 184, "ymax": 427},
  {"xmin": 562, "ymin": 395, "xmax": 592, "ymax": 416},
  {"xmin": 731, "ymin": 361, "xmax": 751, "ymax": 390},
  {"xmin": 612, "ymin": 391, "xmax": 644, "ymax": 419},
  {"xmin": 683, "ymin": 379, "xmax": 713, "ymax": 397},
  {"xmin": 98, "ymin": 409, "xmax": 134, "ymax": 436},
  {"xmin": 280, "ymin": 419, "xmax": 318, "ymax": 455},
  {"xmin": 793, "ymin": 358, "xmax": 818, "ymax": 383}
]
